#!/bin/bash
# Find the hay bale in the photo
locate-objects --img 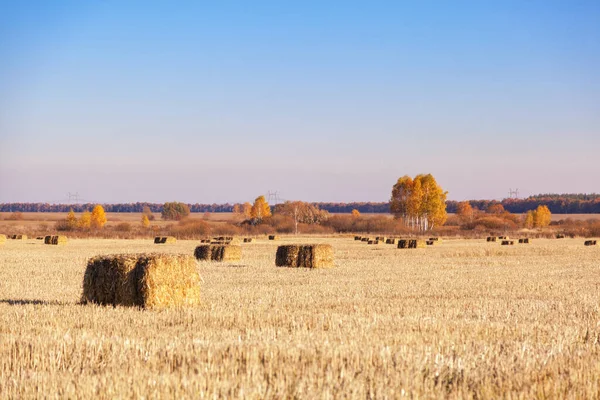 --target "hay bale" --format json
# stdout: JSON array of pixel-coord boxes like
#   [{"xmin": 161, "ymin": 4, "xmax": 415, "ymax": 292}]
[
  {"xmin": 486, "ymin": 236, "xmax": 497, "ymax": 242},
  {"xmin": 194, "ymin": 245, "xmax": 242, "ymax": 262},
  {"xmin": 275, "ymin": 245, "xmax": 301, "ymax": 267},
  {"xmin": 408, "ymin": 239, "xmax": 426, "ymax": 249},
  {"xmin": 36, "ymin": 236, "xmax": 44, "ymax": 240},
  {"xmin": 428, "ymin": 237, "xmax": 441, "ymax": 243},
  {"xmin": 277, "ymin": 244, "xmax": 334, "ymax": 268},
  {"xmin": 386, "ymin": 238, "xmax": 396, "ymax": 244},
  {"xmin": 154, "ymin": 236, "xmax": 176, "ymax": 244},
  {"xmin": 354, "ymin": 236, "xmax": 362, "ymax": 241},
  {"xmin": 375, "ymin": 236, "xmax": 387, "ymax": 242},
  {"xmin": 361, "ymin": 237, "xmax": 369, "ymax": 242},
  {"xmin": 243, "ymin": 238, "xmax": 253, "ymax": 243},
  {"xmin": 501, "ymin": 240, "xmax": 514, "ymax": 246},
  {"xmin": 556, "ymin": 234, "xmax": 565, "ymax": 239},
  {"xmin": 518, "ymin": 238, "xmax": 530, "ymax": 244},
  {"xmin": 81, "ymin": 253, "xmax": 201, "ymax": 309},
  {"xmin": 200, "ymin": 239, "xmax": 211, "ymax": 244},
  {"xmin": 10, "ymin": 234, "xmax": 27, "ymax": 240},
  {"xmin": 268, "ymin": 235, "xmax": 279, "ymax": 241},
  {"xmin": 498, "ymin": 236, "xmax": 509, "ymax": 240},
  {"xmin": 584, "ymin": 240, "xmax": 597, "ymax": 246},
  {"xmin": 45, "ymin": 235, "xmax": 67, "ymax": 245},
  {"xmin": 426, "ymin": 240, "xmax": 435, "ymax": 246},
  {"xmin": 0, "ymin": 234, "xmax": 6, "ymax": 244},
  {"xmin": 398, "ymin": 239, "xmax": 408, "ymax": 249},
  {"xmin": 368, "ymin": 240, "xmax": 379, "ymax": 245}
]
